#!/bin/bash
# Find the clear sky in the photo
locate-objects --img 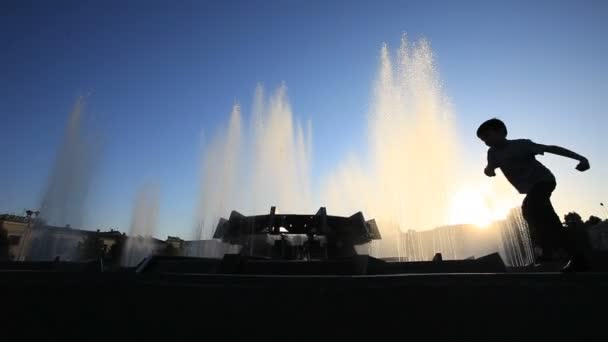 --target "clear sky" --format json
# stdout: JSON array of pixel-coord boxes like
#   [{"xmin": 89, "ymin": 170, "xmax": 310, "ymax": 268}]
[{"xmin": 1, "ymin": 0, "xmax": 607, "ymax": 238}]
